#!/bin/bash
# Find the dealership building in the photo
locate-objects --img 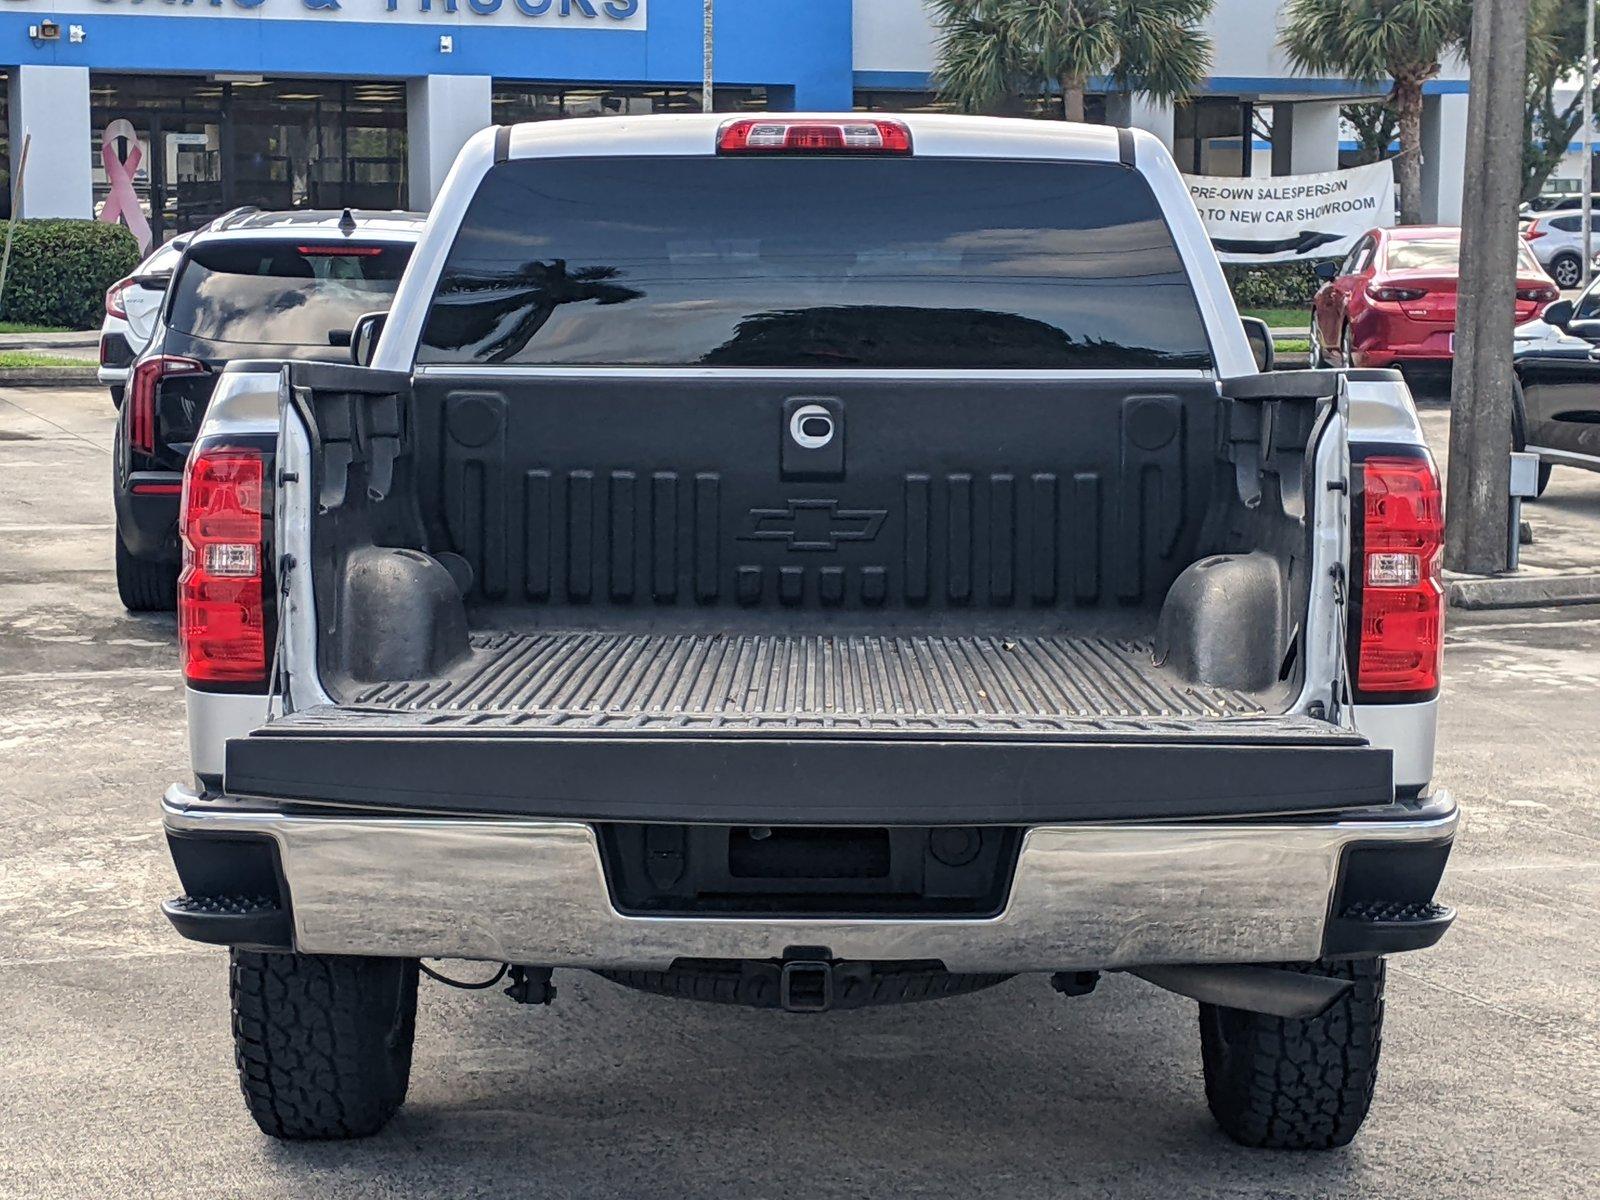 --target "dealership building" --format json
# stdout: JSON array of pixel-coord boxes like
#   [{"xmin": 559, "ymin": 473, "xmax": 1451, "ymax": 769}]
[{"xmin": 0, "ymin": 0, "xmax": 1467, "ymax": 245}]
